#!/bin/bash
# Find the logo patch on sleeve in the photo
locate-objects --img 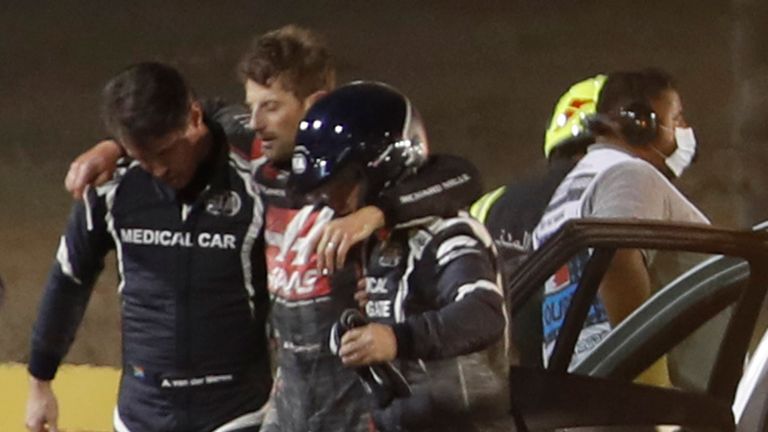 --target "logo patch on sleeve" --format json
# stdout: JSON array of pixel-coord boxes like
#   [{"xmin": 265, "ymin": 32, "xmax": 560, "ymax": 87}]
[{"xmin": 206, "ymin": 191, "xmax": 242, "ymax": 217}]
